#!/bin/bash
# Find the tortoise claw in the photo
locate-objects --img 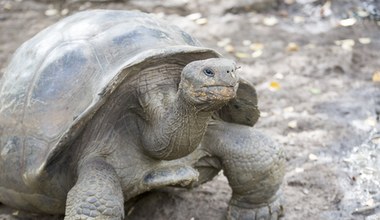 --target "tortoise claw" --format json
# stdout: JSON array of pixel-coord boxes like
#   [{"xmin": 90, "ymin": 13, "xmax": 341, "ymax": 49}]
[{"xmin": 227, "ymin": 199, "xmax": 283, "ymax": 220}]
